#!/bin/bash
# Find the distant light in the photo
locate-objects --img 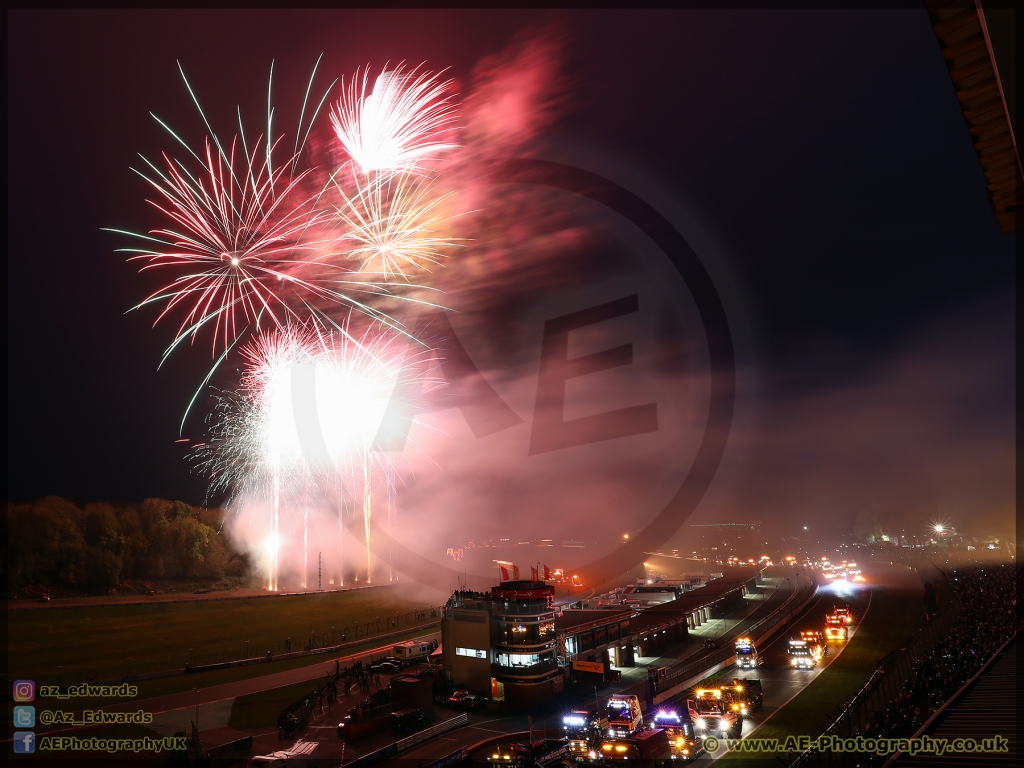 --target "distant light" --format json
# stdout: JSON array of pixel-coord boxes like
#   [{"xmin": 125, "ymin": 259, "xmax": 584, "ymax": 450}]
[
  {"xmin": 623, "ymin": 534, "xmax": 630, "ymax": 540},
  {"xmin": 803, "ymin": 526, "xmax": 808, "ymax": 530},
  {"xmin": 934, "ymin": 524, "xmax": 944, "ymax": 533}
]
